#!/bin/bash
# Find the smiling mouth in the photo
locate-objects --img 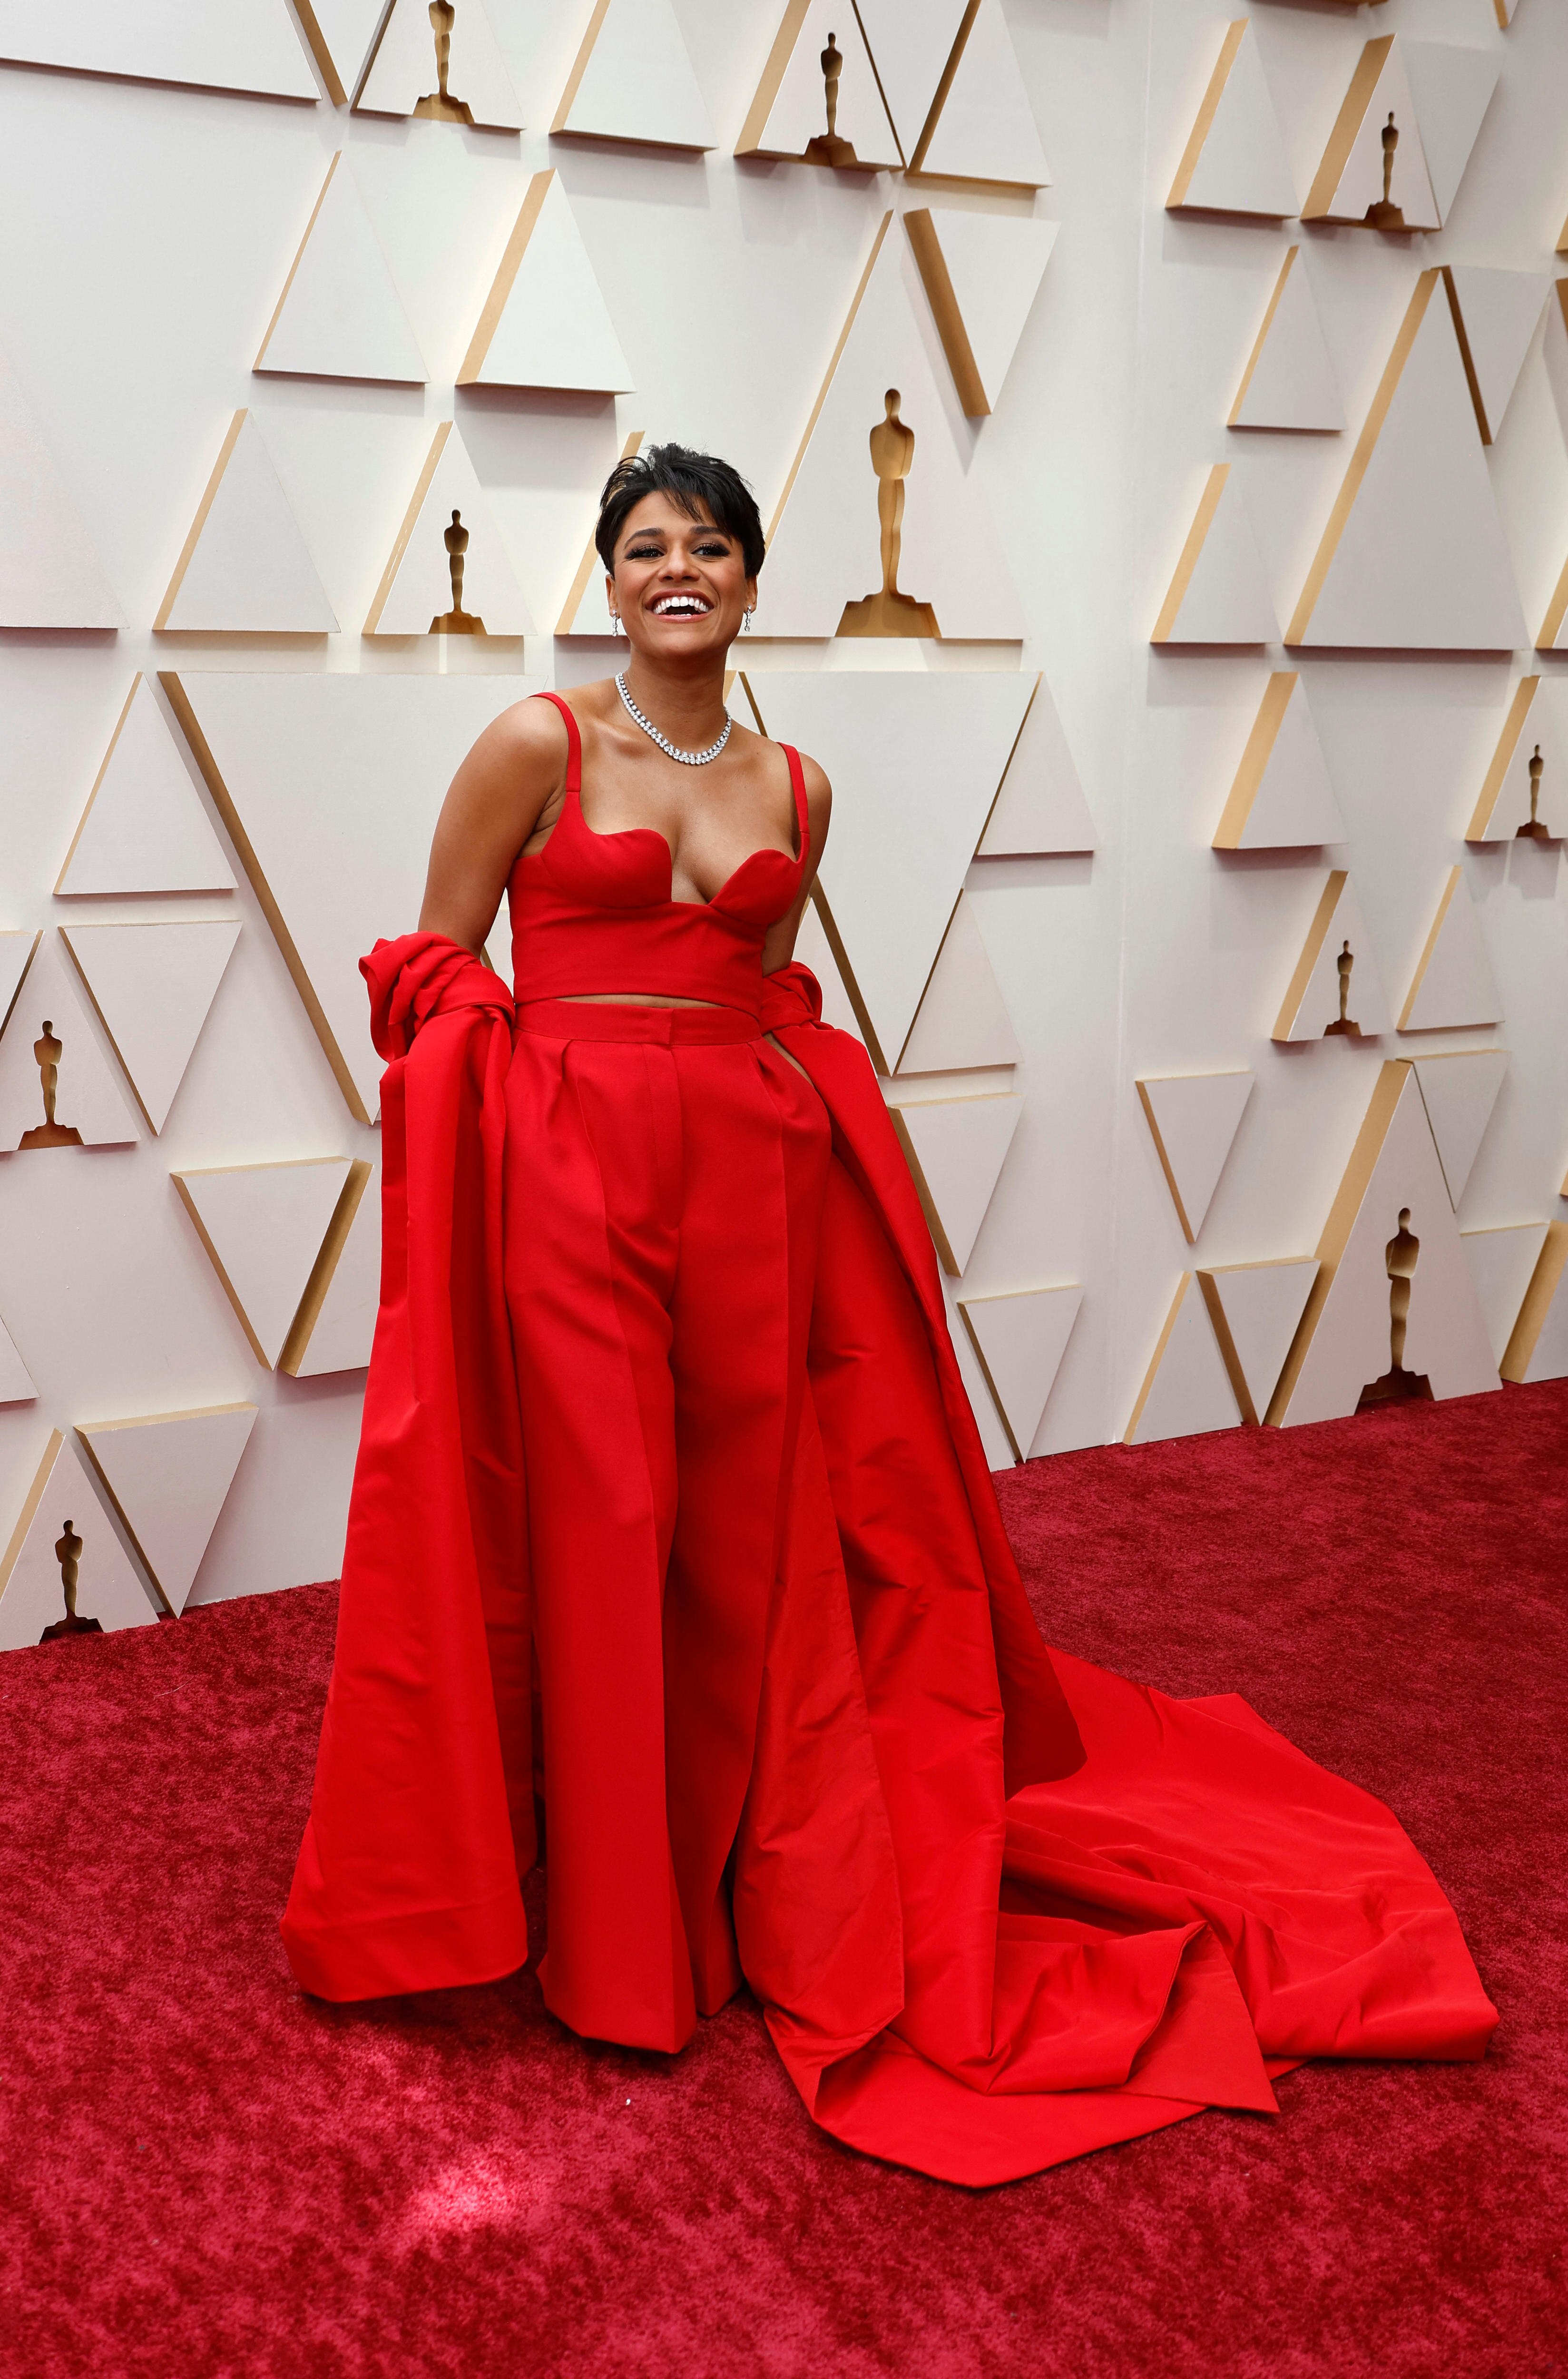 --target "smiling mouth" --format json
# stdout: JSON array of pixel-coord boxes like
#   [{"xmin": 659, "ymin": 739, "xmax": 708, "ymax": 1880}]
[{"xmin": 649, "ymin": 594, "xmax": 713, "ymax": 618}]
